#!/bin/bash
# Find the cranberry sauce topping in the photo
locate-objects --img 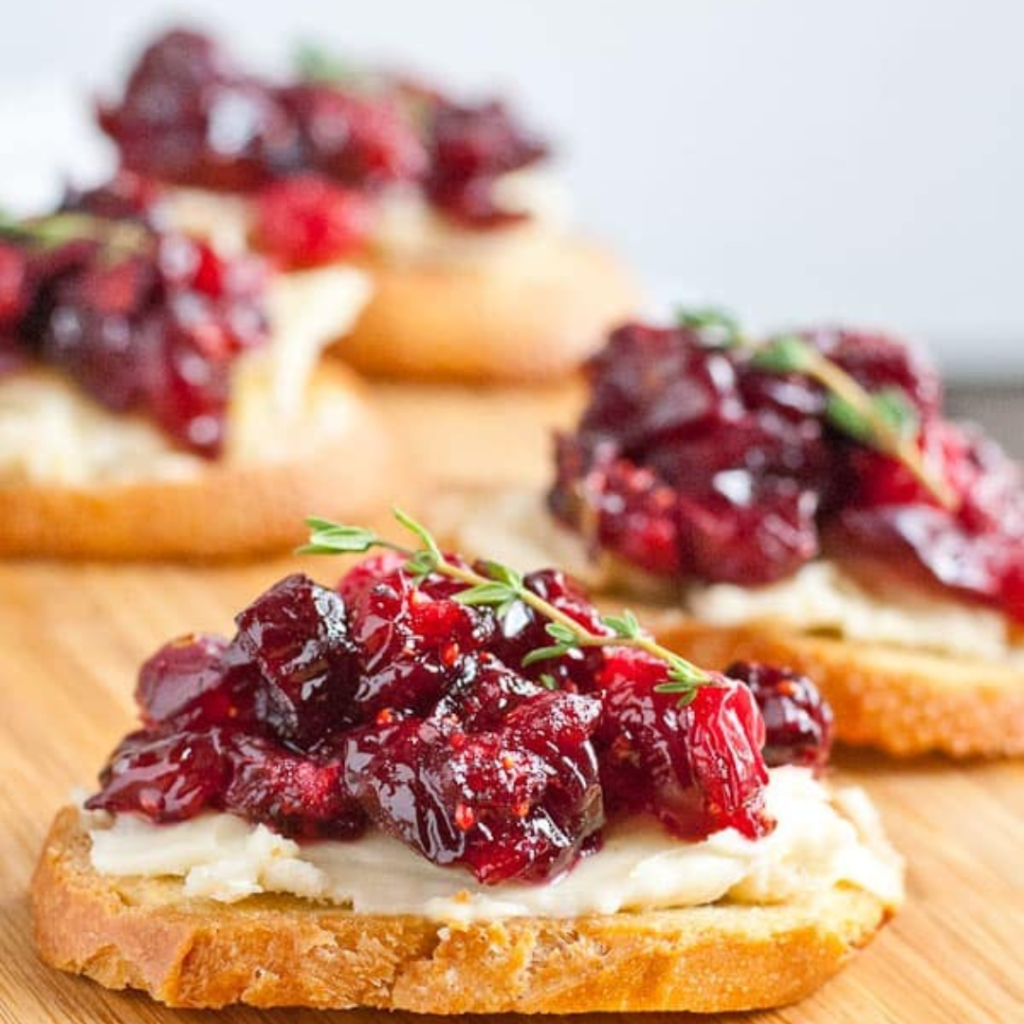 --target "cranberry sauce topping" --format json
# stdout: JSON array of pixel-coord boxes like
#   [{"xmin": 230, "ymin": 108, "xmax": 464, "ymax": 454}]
[
  {"xmin": 85, "ymin": 559, "xmax": 826, "ymax": 884},
  {"xmin": 99, "ymin": 29, "xmax": 548, "ymax": 237},
  {"xmin": 0, "ymin": 174, "xmax": 269, "ymax": 456},
  {"xmin": 725, "ymin": 662, "xmax": 833, "ymax": 771},
  {"xmin": 550, "ymin": 320, "xmax": 1024, "ymax": 622}
]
